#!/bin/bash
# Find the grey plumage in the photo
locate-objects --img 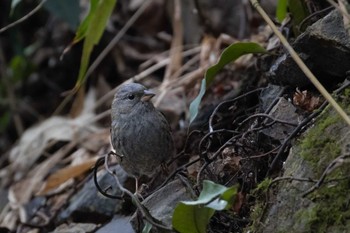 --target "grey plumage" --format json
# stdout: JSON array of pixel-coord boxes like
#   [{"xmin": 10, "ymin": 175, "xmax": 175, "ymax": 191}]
[{"xmin": 110, "ymin": 83, "xmax": 175, "ymax": 177}]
